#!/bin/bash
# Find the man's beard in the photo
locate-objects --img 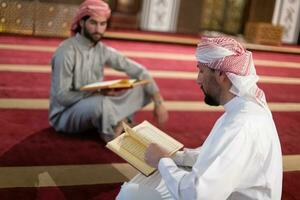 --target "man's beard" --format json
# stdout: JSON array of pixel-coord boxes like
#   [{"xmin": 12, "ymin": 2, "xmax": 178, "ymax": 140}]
[
  {"xmin": 204, "ymin": 94, "xmax": 220, "ymax": 106},
  {"xmin": 83, "ymin": 27, "xmax": 102, "ymax": 44},
  {"xmin": 202, "ymin": 87, "xmax": 220, "ymax": 106}
]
